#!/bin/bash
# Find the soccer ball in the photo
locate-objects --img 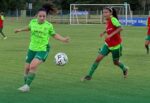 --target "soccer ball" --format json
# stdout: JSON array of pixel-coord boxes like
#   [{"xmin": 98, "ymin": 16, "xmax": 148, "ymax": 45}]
[{"xmin": 55, "ymin": 52, "xmax": 68, "ymax": 66}]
